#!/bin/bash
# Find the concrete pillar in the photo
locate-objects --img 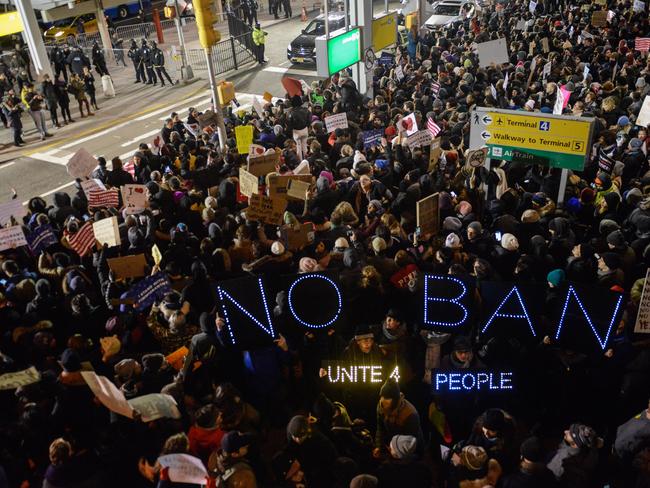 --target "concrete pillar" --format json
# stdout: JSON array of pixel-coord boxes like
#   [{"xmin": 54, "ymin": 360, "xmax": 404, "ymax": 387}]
[
  {"xmin": 349, "ymin": 0, "xmax": 373, "ymax": 97},
  {"xmin": 95, "ymin": 0, "xmax": 115, "ymax": 63},
  {"xmin": 14, "ymin": 0, "xmax": 54, "ymax": 80}
]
